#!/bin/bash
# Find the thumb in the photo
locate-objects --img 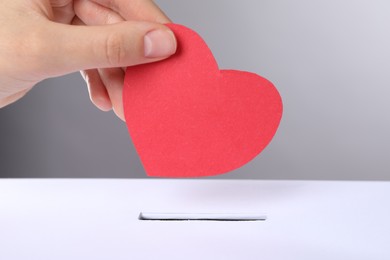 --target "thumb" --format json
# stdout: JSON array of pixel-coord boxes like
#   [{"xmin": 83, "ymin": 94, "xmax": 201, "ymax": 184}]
[{"xmin": 44, "ymin": 21, "xmax": 176, "ymax": 76}]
